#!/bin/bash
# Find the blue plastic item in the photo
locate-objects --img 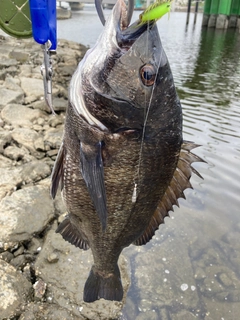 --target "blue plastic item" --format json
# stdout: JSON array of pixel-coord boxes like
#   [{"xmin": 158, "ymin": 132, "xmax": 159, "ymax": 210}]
[{"xmin": 29, "ymin": 0, "xmax": 57, "ymax": 50}]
